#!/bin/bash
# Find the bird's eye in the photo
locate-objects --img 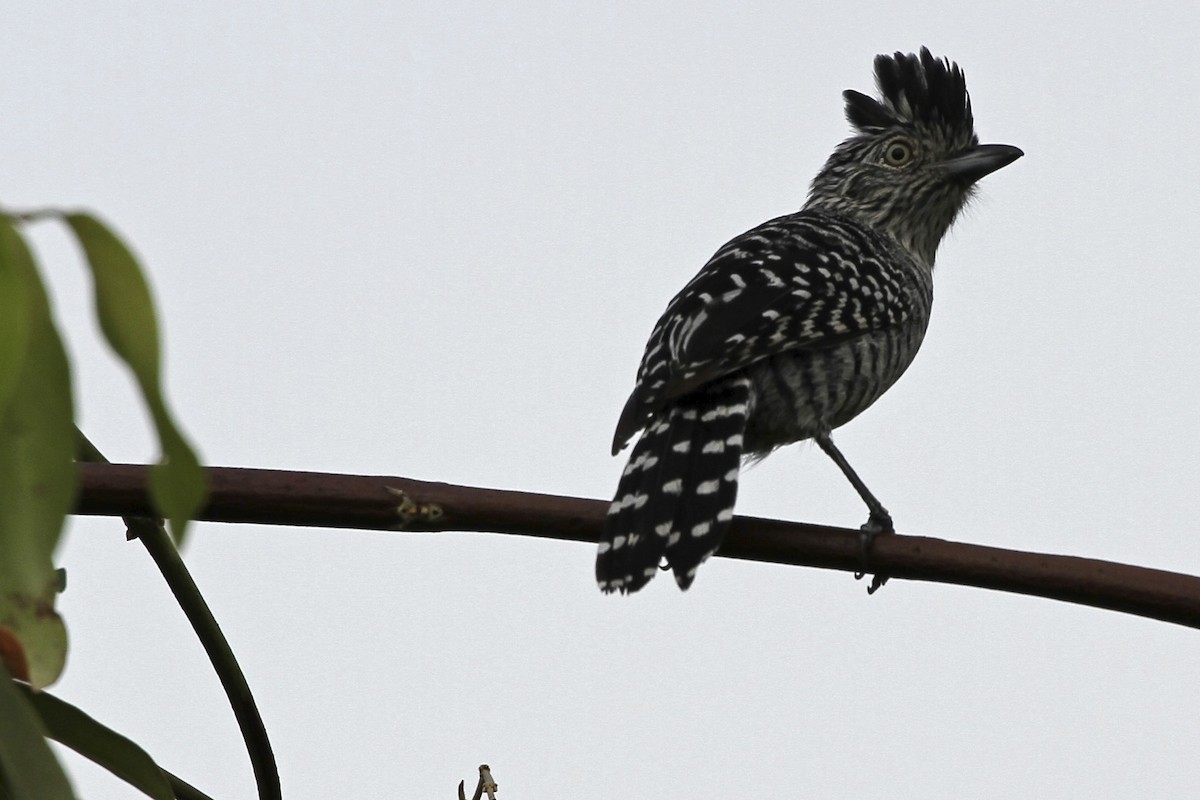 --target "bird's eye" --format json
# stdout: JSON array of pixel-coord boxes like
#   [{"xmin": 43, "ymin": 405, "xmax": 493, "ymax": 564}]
[{"xmin": 882, "ymin": 138, "xmax": 916, "ymax": 167}]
